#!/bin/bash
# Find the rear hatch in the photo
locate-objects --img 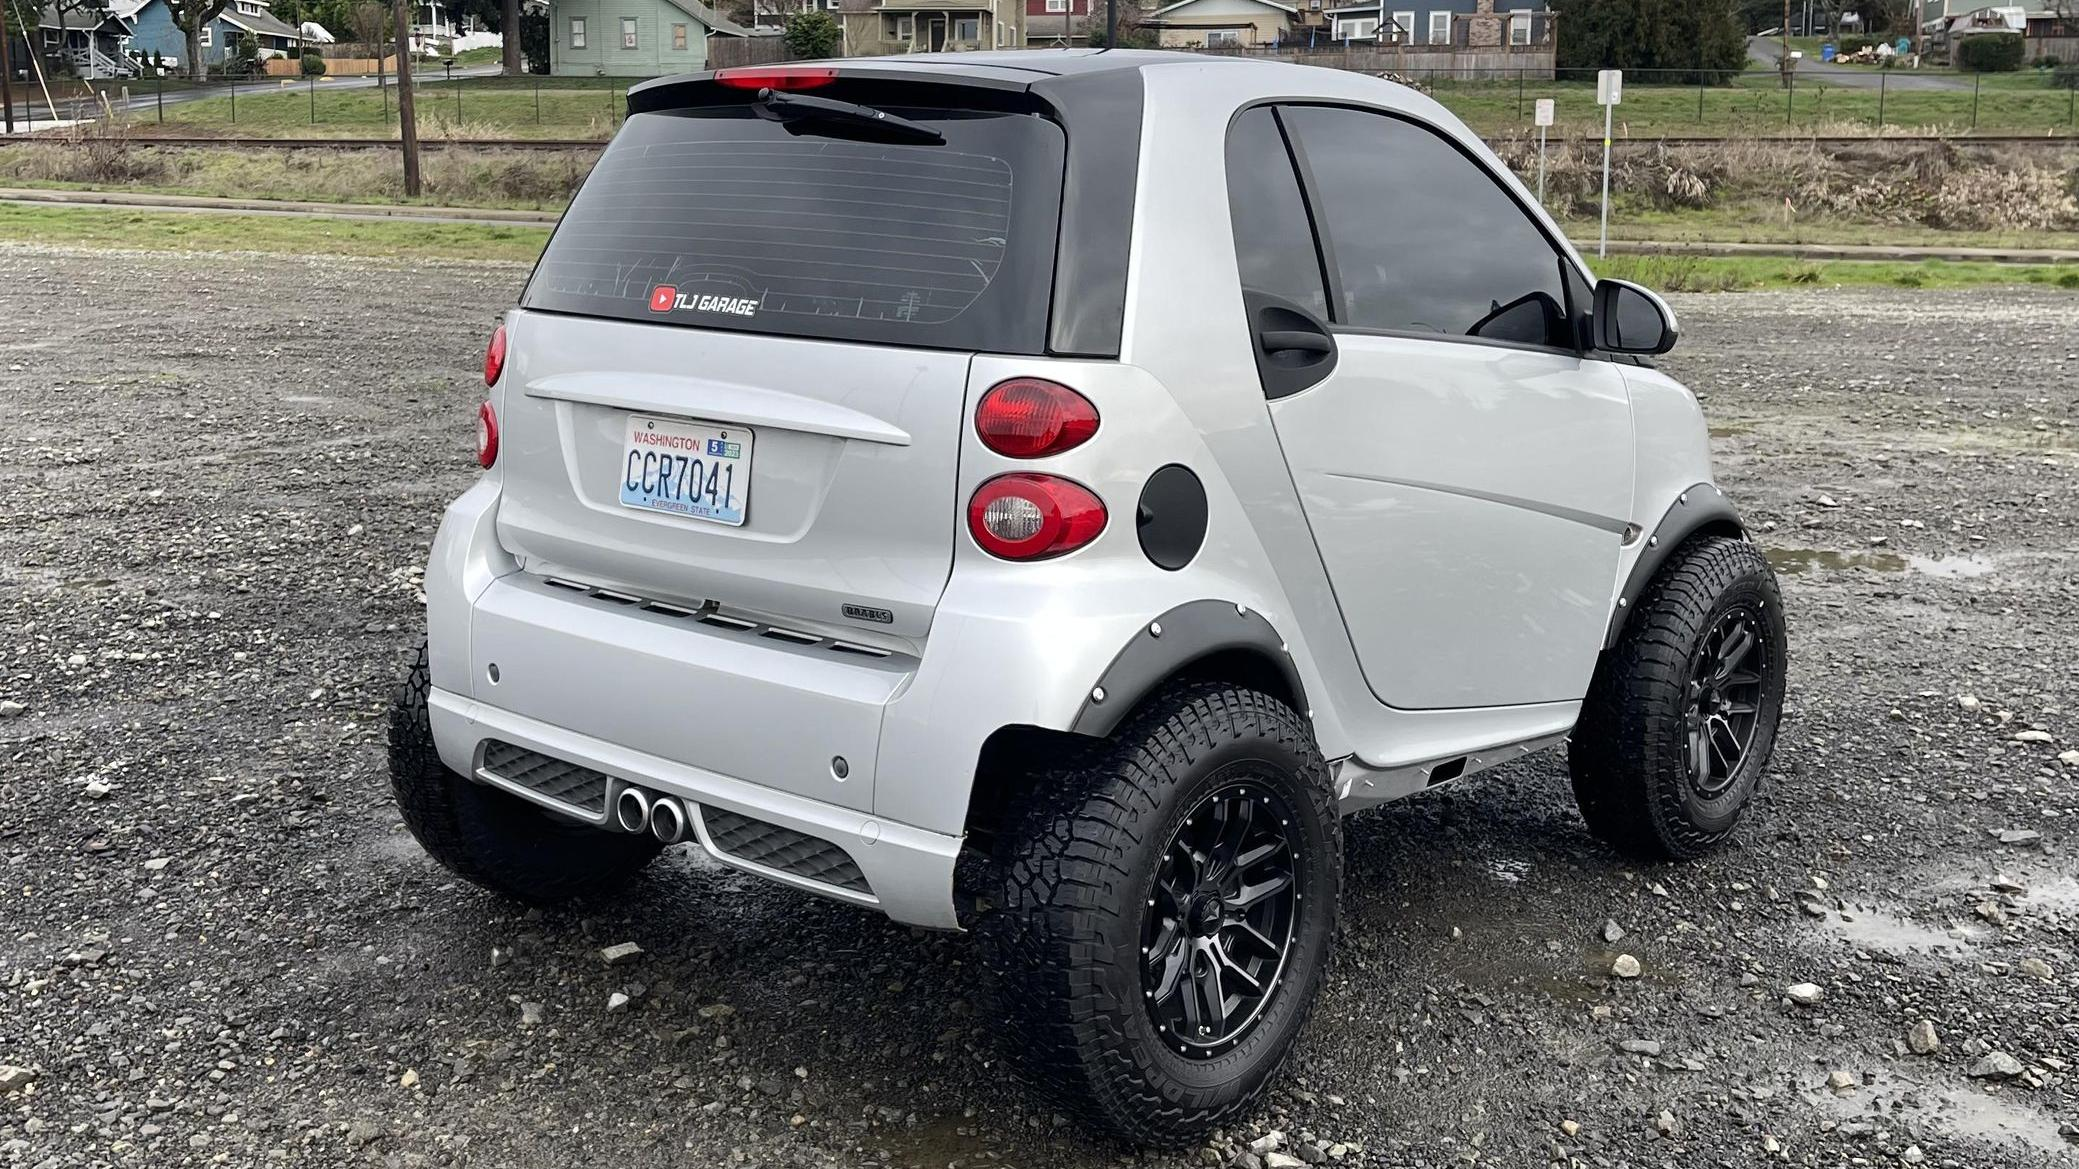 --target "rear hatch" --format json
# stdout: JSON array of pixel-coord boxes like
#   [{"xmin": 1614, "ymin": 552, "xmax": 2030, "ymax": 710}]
[{"xmin": 498, "ymin": 83, "xmax": 1067, "ymax": 642}]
